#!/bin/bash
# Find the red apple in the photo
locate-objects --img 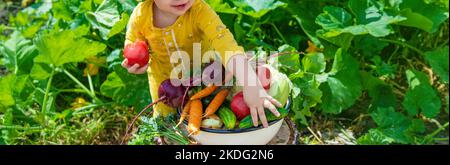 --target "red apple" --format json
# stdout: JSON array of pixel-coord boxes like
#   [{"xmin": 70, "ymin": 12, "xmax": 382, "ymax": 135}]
[
  {"xmin": 124, "ymin": 40, "xmax": 149, "ymax": 67},
  {"xmin": 230, "ymin": 92, "xmax": 251, "ymax": 120}
]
